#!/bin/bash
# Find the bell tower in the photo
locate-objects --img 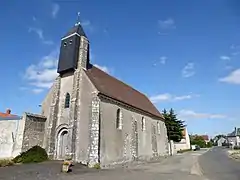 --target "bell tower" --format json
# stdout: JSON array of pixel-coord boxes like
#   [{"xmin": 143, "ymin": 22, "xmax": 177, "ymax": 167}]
[{"xmin": 57, "ymin": 20, "xmax": 89, "ymax": 74}]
